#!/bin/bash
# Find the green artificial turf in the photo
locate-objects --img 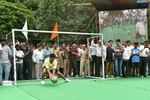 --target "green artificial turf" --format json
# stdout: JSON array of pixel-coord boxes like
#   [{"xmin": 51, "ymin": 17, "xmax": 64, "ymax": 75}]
[{"xmin": 0, "ymin": 78, "xmax": 150, "ymax": 100}]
